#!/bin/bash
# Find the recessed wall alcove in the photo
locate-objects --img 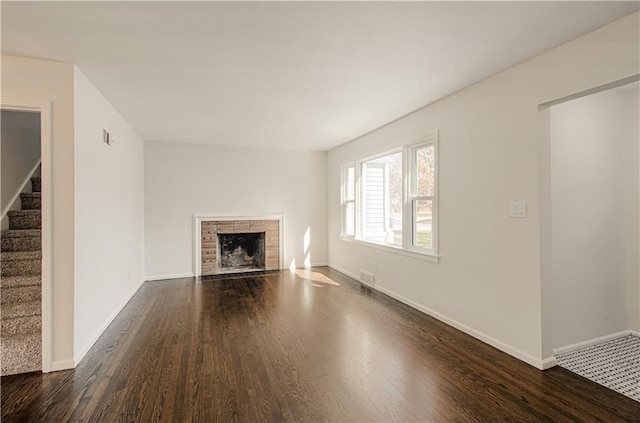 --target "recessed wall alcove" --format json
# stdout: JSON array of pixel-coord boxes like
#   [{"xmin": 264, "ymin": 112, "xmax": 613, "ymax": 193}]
[{"xmin": 194, "ymin": 215, "xmax": 283, "ymax": 276}]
